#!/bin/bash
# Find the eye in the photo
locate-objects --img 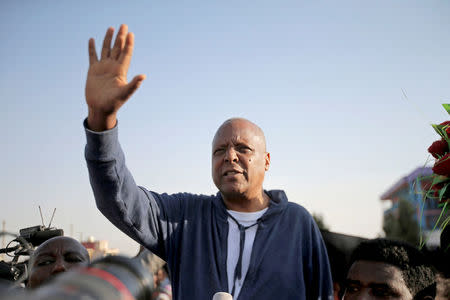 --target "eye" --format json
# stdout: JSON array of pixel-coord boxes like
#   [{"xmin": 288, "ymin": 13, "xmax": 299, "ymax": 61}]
[
  {"xmin": 213, "ymin": 148, "xmax": 225, "ymax": 155},
  {"xmin": 37, "ymin": 259, "xmax": 55, "ymax": 266},
  {"xmin": 237, "ymin": 146, "xmax": 251, "ymax": 153},
  {"xmin": 372, "ymin": 287, "xmax": 397, "ymax": 298},
  {"xmin": 344, "ymin": 284, "xmax": 360, "ymax": 294}
]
